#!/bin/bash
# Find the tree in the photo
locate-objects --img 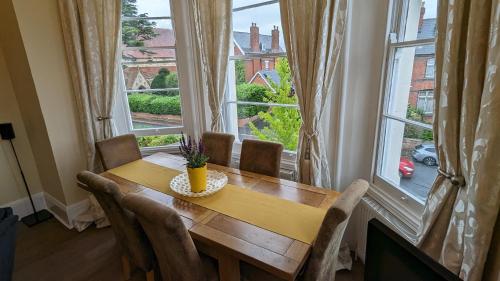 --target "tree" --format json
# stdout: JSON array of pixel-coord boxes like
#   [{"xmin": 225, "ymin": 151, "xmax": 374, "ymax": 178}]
[
  {"xmin": 235, "ymin": 60, "xmax": 246, "ymax": 85},
  {"xmin": 249, "ymin": 58, "xmax": 302, "ymax": 150},
  {"xmin": 150, "ymin": 68, "xmax": 179, "ymax": 96},
  {"xmin": 122, "ymin": 0, "xmax": 158, "ymax": 47},
  {"xmin": 236, "ymin": 83, "xmax": 269, "ymax": 118}
]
